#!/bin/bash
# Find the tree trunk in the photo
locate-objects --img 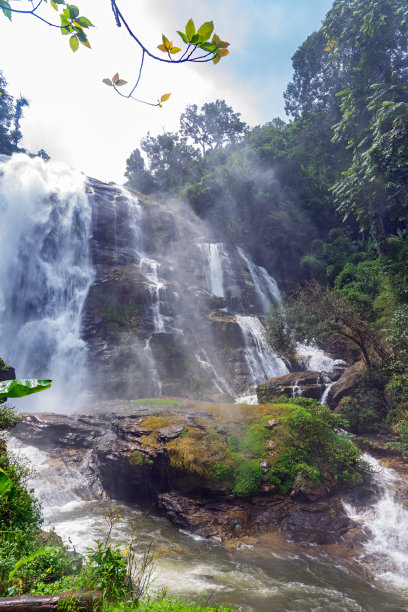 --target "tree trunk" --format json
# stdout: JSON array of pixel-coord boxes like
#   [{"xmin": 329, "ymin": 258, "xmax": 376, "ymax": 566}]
[{"xmin": 0, "ymin": 591, "xmax": 102, "ymax": 611}]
